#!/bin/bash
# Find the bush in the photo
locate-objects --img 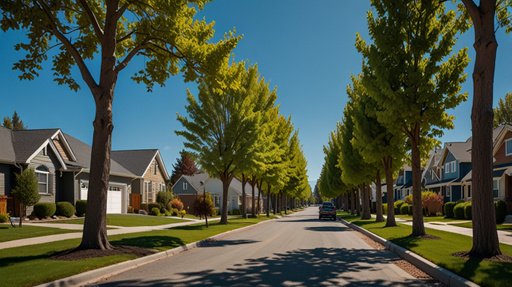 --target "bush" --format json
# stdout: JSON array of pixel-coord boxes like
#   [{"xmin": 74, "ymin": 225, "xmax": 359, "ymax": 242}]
[
  {"xmin": 138, "ymin": 209, "xmax": 148, "ymax": 215},
  {"xmin": 140, "ymin": 203, "xmax": 148, "ymax": 212},
  {"xmin": 164, "ymin": 210, "xmax": 171, "ymax": 216},
  {"xmin": 444, "ymin": 202, "xmax": 456, "ymax": 218},
  {"xmin": 150, "ymin": 207, "xmax": 160, "ymax": 216},
  {"xmin": 404, "ymin": 194, "xmax": 413, "ymax": 205},
  {"xmin": 400, "ymin": 203, "xmax": 409, "ymax": 215},
  {"xmin": 495, "ymin": 200, "xmax": 507, "ymax": 224},
  {"xmin": 423, "ymin": 192, "xmax": 444, "ymax": 216},
  {"xmin": 156, "ymin": 191, "xmax": 173, "ymax": 211},
  {"xmin": 456, "ymin": 199, "xmax": 466, "ymax": 204},
  {"xmin": 464, "ymin": 202, "xmax": 472, "ymax": 220},
  {"xmin": 394, "ymin": 200, "xmax": 405, "ymax": 214},
  {"xmin": 56, "ymin": 202, "xmax": 75, "ymax": 217},
  {"xmin": 33, "ymin": 202, "xmax": 56, "ymax": 219},
  {"xmin": 453, "ymin": 202, "xmax": 465, "ymax": 219},
  {"xmin": 75, "ymin": 200, "xmax": 87, "ymax": 217},
  {"xmin": 231, "ymin": 209, "xmax": 241, "ymax": 215},
  {"xmin": 408, "ymin": 204, "xmax": 414, "ymax": 215},
  {"xmin": 170, "ymin": 208, "xmax": 179, "ymax": 216},
  {"xmin": 179, "ymin": 210, "xmax": 187, "ymax": 218},
  {"xmin": 382, "ymin": 203, "xmax": 388, "ymax": 214},
  {"xmin": 168, "ymin": 198, "xmax": 184, "ymax": 211},
  {"xmin": 148, "ymin": 203, "xmax": 160, "ymax": 212},
  {"xmin": 194, "ymin": 193, "xmax": 216, "ymax": 217},
  {"xmin": 0, "ymin": 213, "xmax": 9, "ymax": 223}
]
